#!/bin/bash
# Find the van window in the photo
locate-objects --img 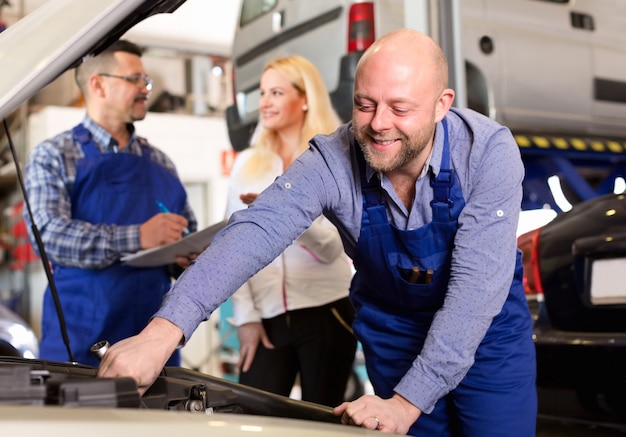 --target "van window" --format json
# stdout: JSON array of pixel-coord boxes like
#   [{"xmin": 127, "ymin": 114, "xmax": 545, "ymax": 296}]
[{"xmin": 240, "ymin": 0, "xmax": 277, "ymax": 26}]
